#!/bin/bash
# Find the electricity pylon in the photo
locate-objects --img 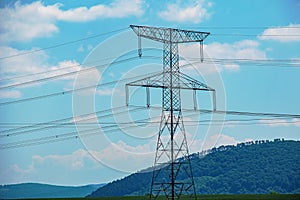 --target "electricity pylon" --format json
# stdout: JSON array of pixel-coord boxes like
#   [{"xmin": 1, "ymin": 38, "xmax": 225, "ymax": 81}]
[{"xmin": 126, "ymin": 25, "xmax": 216, "ymax": 199}]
